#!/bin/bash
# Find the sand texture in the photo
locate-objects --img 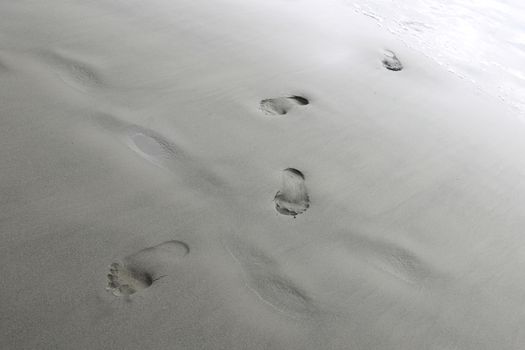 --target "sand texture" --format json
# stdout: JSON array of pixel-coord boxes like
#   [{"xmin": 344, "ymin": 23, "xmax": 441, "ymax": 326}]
[{"xmin": 1, "ymin": 0, "xmax": 525, "ymax": 349}]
